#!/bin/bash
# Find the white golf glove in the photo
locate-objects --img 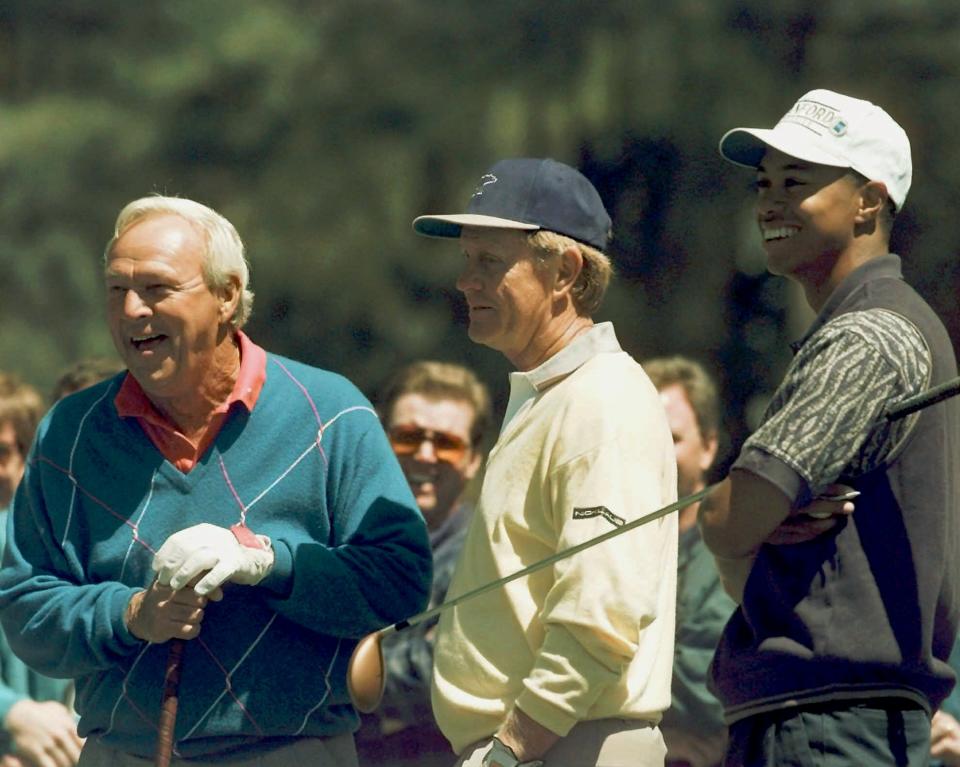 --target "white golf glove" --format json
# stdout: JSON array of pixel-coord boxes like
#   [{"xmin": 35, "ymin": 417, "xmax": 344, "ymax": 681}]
[{"xmin": 154, "ymin": 523, "xmax": 274, "ymax": 596}]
